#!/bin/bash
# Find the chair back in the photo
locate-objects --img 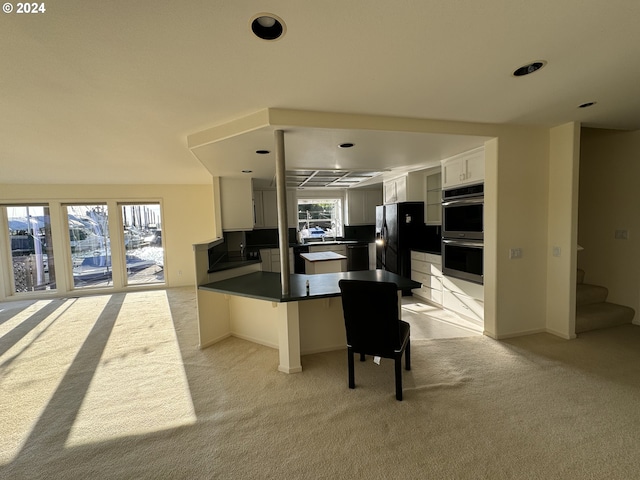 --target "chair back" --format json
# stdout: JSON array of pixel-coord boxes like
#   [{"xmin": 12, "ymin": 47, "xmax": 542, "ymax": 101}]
[{"xmin": 338, "ymin": 280, "xmax": 401, "ymax": 356}]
